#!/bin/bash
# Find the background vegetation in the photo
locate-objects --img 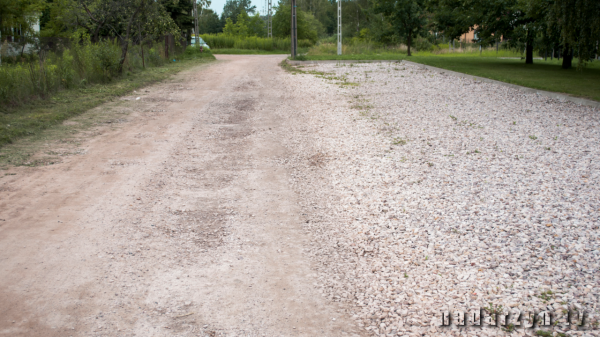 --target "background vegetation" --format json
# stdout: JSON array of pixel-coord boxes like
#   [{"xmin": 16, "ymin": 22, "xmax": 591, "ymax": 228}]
[
  {"xmin": 0, "ymin": 0, "xmax": 216, "ymax": 148},
  {"xmin": 197, "ymin": 0, "xmax": 598, "ymax": 71},
  {"xmin": 0, "ymin": 45, "xmax": 213, "ymax": 147}
]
